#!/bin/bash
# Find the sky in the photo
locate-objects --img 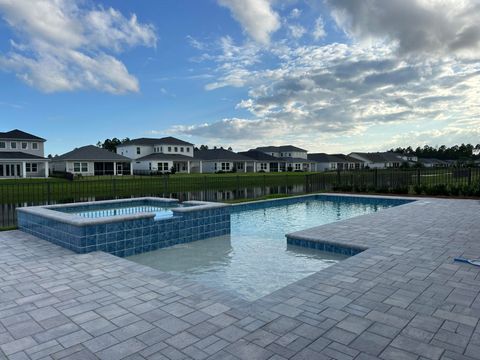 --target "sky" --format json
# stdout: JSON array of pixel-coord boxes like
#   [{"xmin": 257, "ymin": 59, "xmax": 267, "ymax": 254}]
[{"xmin": 0, "ymin": 0, "xmax": 479, "ymax": 156}]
